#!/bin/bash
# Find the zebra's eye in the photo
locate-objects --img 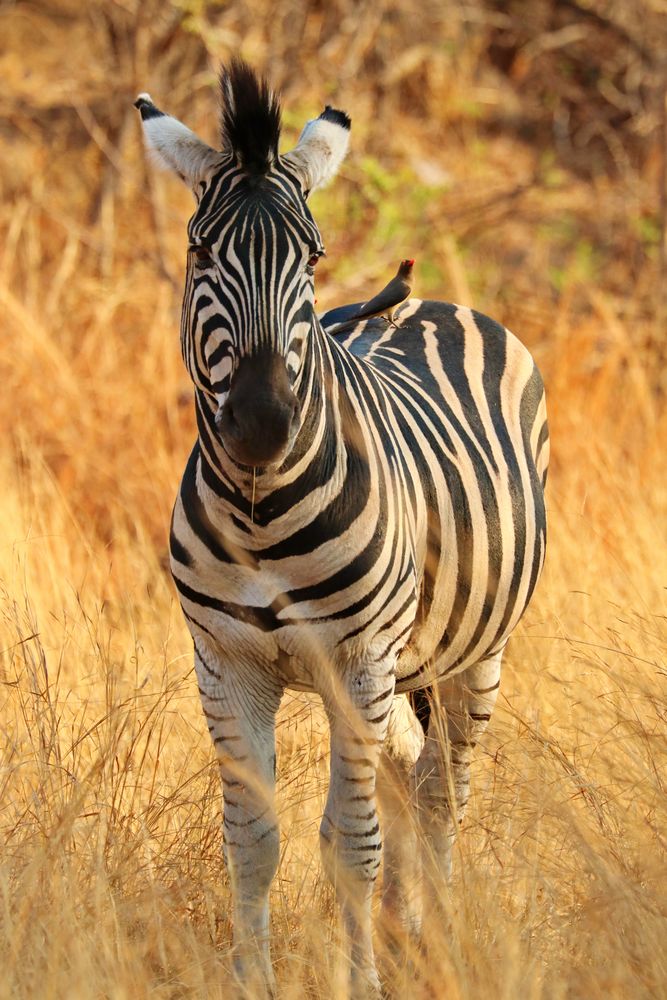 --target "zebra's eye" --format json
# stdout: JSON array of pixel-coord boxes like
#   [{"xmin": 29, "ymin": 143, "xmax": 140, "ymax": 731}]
[
  {"xmin": 306, "ymin": 250, "xmax": 324, "ymax": 274},
  {"xmin": 188, "ymin": 244, "xmax": 213, "ymax": 266}
]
